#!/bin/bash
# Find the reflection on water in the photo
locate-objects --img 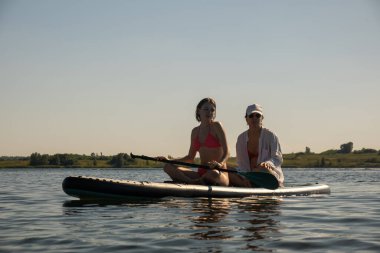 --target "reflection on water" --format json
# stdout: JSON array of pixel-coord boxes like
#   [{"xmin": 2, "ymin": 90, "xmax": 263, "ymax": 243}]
[
  {"xmin": 63, "ymin": 198, "xmax": 166, "ymax": 208},
  {"xmin": 236, "ymin": 198, "xmax": 282, "ymax": 252},
  {"xmin": 175, "ymin": 196, "xmax": 282, "ymax": 252},
  {"xmin": 190, "ymin": 198, "xmax": 232, "ymax": 240},
  {"xmin": 62, "ymin": 198, "xmax": 171, "ymax": 217},
  {"xmin": 62, "ymin": 195, "xmax": 282, "ymax": 252},
  {"xmin": 191, "ymin": 198, "xmax": 230, "ymax": 223}
]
